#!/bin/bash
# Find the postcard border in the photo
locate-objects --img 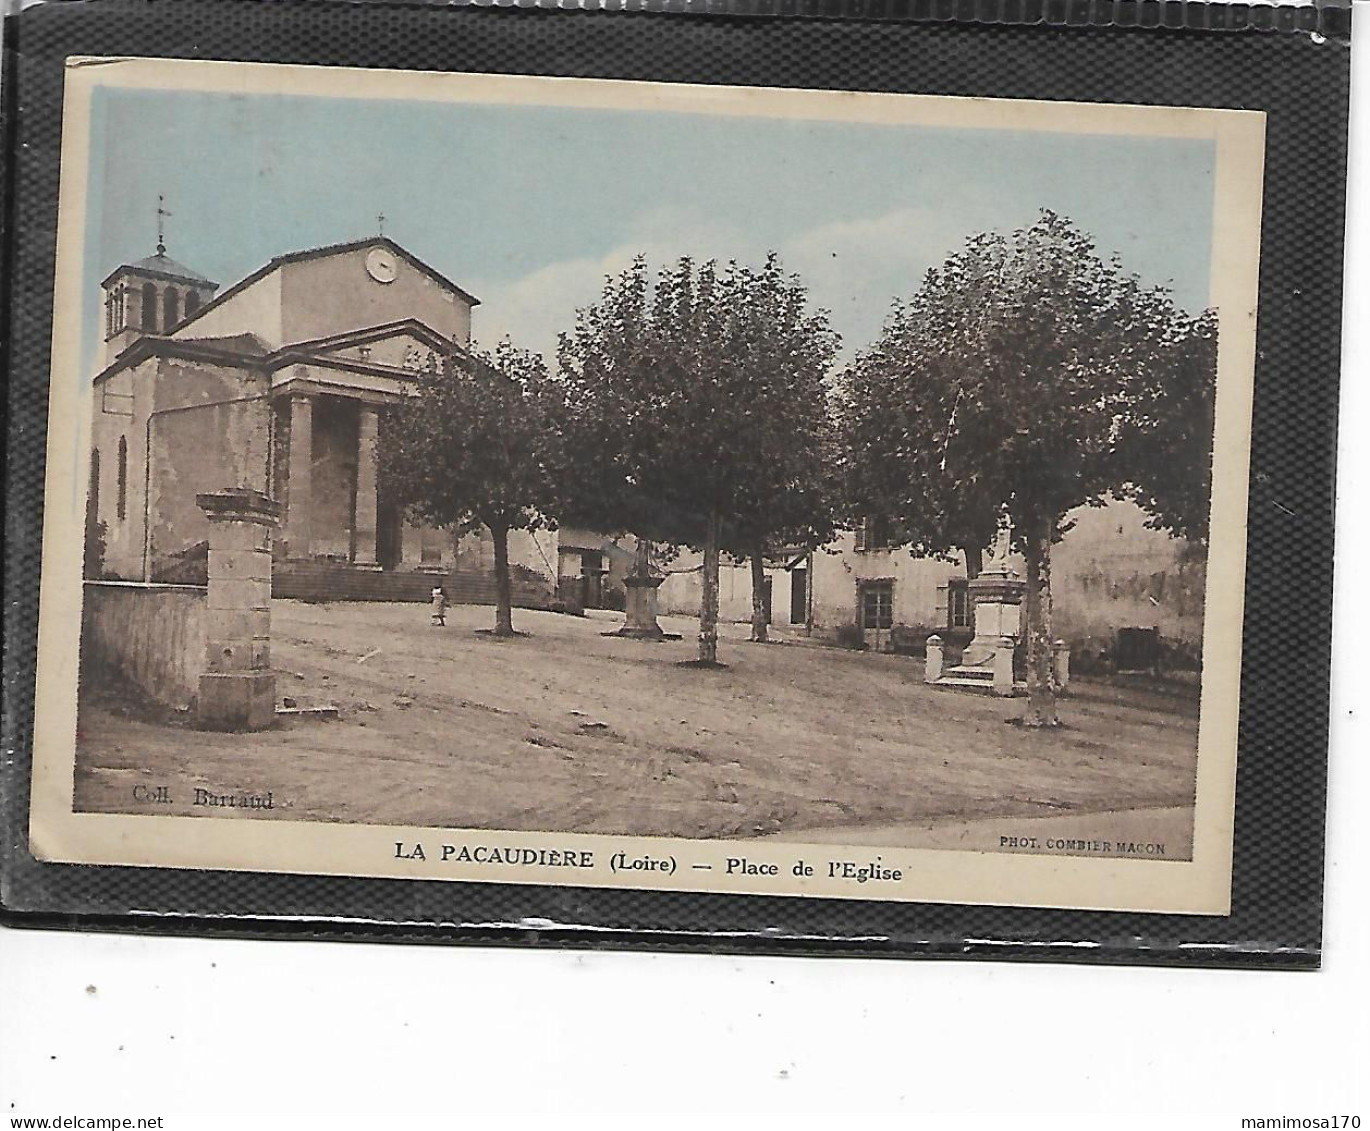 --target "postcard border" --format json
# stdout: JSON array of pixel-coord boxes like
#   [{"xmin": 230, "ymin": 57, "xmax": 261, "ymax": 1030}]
[
  {"xmin": 25, "ymin": 59, "xmax": 1264, "ymax": 918},
  {"xmin": 1, "ymin": 1, "xmax": 1344, "ymax": 965}
]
